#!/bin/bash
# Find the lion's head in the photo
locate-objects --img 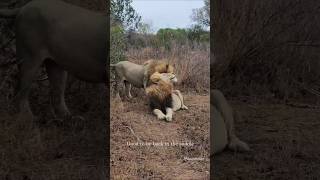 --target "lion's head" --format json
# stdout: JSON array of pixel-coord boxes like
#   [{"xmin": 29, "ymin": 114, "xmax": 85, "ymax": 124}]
[{"xmin": 144, "ymin": 59, "xmax": 174, "ymax": 80}]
